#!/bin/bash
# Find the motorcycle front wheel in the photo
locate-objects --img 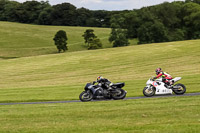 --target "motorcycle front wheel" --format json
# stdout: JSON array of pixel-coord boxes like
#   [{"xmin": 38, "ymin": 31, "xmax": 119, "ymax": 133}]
[
  {"xmin": 79, "ymin": 91, "xmax": 93, "ymax": 102},
  {"xmin": 173, "ymin": 84, "xmax": 186, "ymax": 95},
  {"xmin": 112, "ymin": 88, "xmax": 126, "ymax": 100},
  {"xmin": 143, "ymin": 86, "xmax": 155, "ymax": 97}
]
